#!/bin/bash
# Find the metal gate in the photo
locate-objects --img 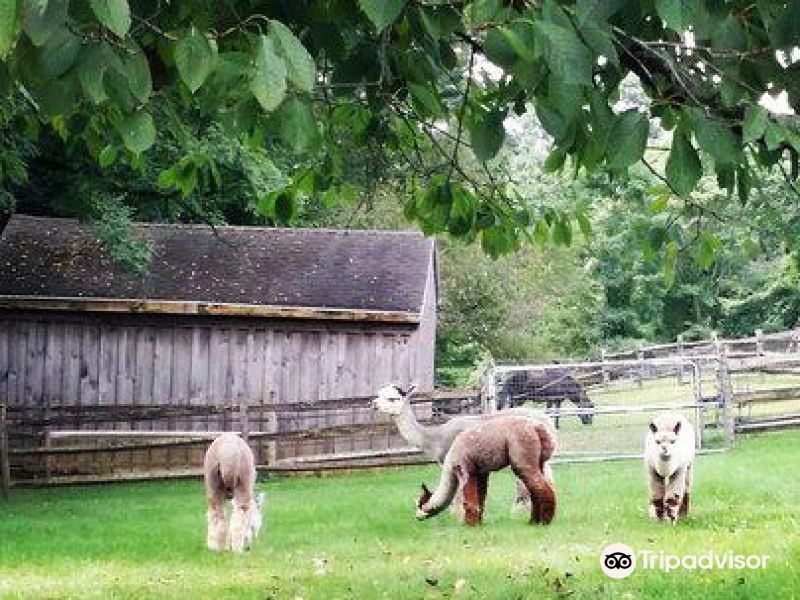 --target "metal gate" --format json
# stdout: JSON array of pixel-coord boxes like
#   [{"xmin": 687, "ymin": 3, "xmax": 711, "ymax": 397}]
[{"xmin": 483, "ymin": 358, "xmax": 726, "ymax": 463}]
